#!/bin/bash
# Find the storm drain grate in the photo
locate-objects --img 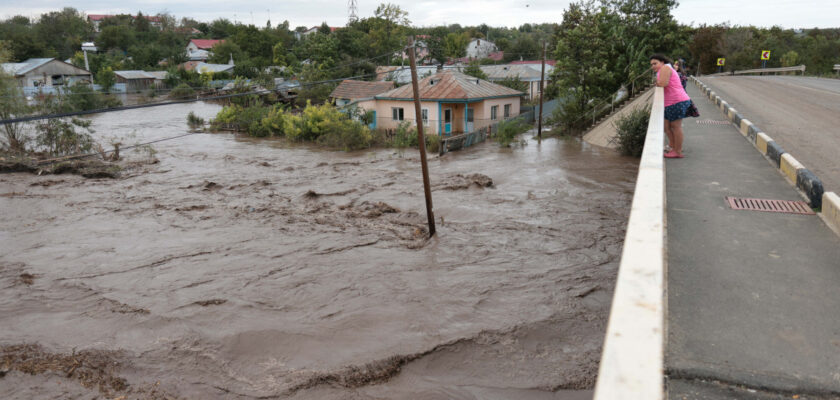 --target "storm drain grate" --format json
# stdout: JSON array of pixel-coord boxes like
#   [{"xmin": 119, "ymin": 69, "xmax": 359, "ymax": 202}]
[
  {"xmin": 696, "ymin": 120, "xmax": 731, "ymax": 125},
  {"xmin": 725, "ymin": 196, "xmax": 815, "ymax": 215}
]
